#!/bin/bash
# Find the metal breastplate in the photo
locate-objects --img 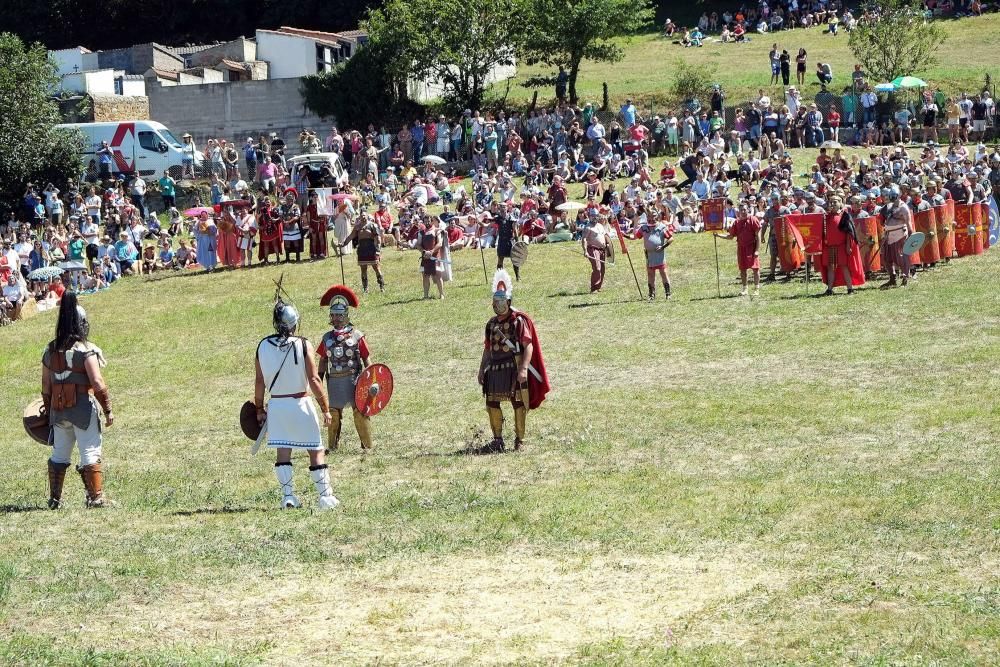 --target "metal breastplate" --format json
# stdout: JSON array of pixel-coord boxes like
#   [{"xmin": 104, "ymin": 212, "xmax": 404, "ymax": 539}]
[
  {"xmin": 488, "ymin": 318, "xmax": 518, "ymax": 363},
  {"xmin": 325, "ymin": 328, "xmax": 362, "ymax": 377}
]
